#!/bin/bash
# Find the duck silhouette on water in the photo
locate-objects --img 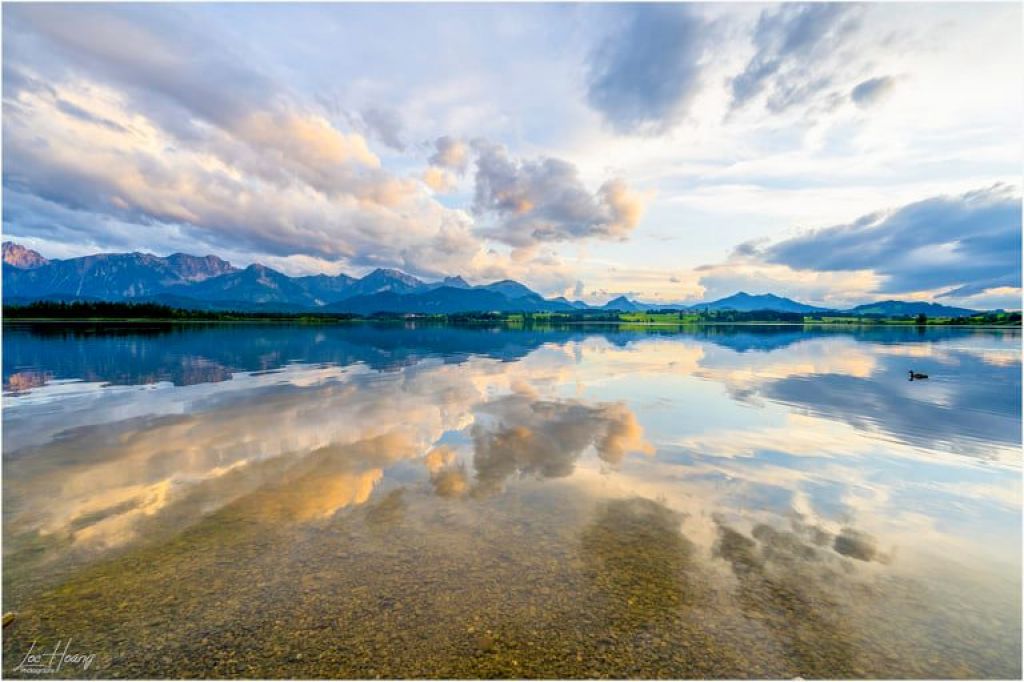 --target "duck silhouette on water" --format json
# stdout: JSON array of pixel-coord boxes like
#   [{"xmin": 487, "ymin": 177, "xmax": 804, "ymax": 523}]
[{"xmin": 908, "ymin": 370, "xmax": 929, "ymax": 380}]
